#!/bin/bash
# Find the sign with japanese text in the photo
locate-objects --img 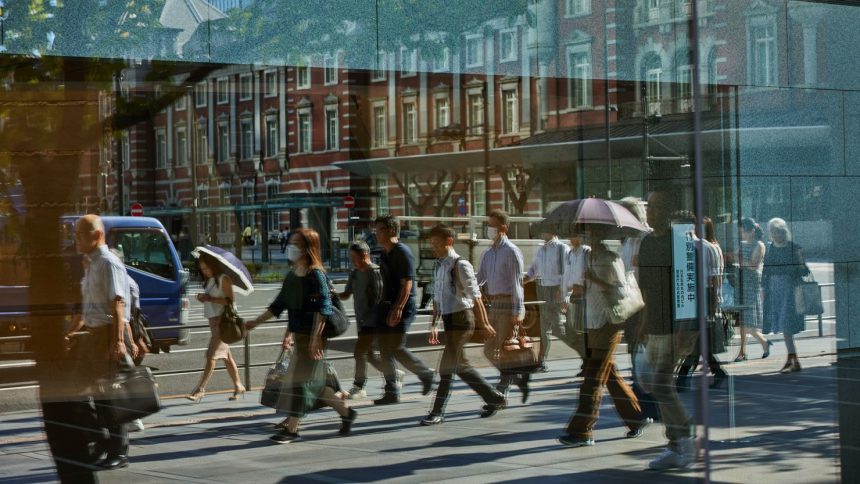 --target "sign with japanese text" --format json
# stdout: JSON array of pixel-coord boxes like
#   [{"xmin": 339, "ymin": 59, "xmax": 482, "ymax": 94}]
[{"xmin": 671, "ymin": 222, "xmax": 698, "ymax": 321}]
